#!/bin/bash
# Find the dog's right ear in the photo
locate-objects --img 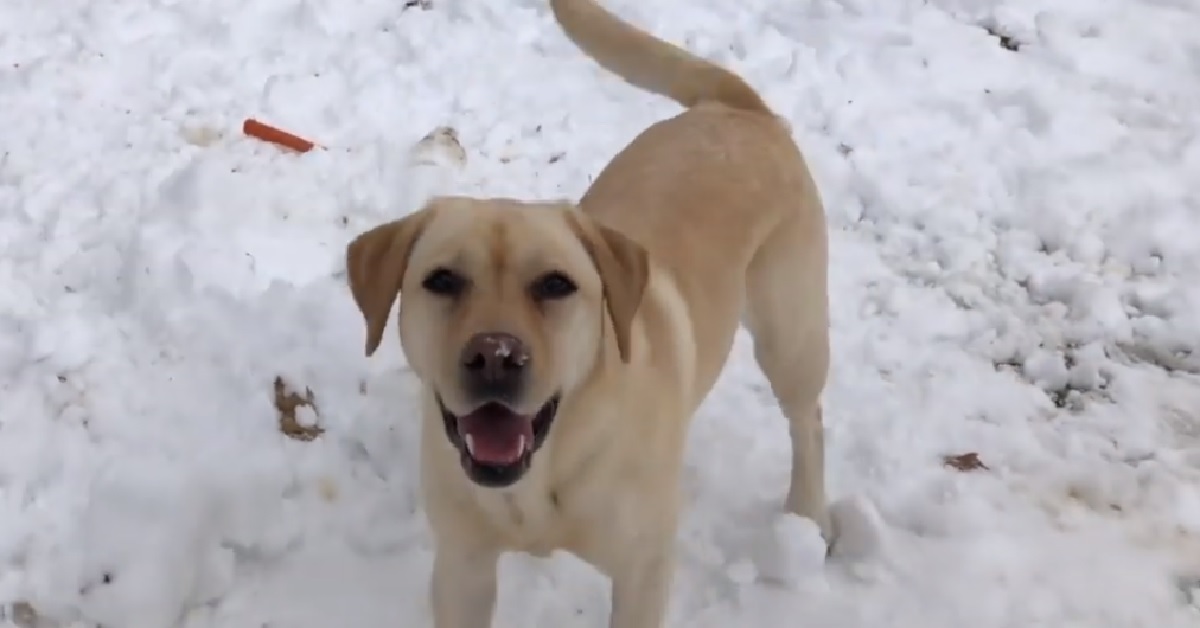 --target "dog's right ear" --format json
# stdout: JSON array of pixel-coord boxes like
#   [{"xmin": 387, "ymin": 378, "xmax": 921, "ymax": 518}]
[{"xmin": 345, "ymin": 210, "xmax": 432, "ymax": 357}]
